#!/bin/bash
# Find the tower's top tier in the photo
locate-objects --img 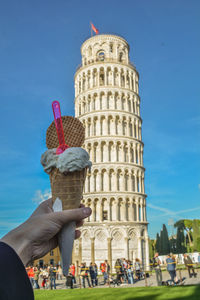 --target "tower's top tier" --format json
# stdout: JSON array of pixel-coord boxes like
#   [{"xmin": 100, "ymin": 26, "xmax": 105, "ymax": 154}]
[{"xmin": 80, "ymin": 34, "xmax": 130, "ymax": 67}]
